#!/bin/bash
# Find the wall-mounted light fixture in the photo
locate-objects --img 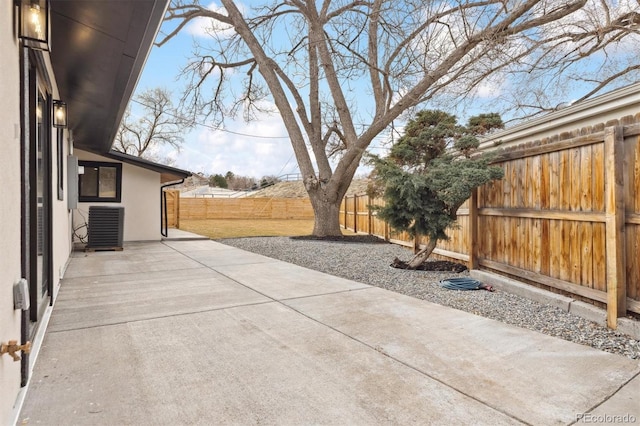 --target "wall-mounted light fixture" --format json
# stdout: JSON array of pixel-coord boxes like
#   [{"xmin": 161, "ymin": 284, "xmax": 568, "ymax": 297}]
[
  {"xmin": 17, "ymin": 0, "xmax": 50, "ymax": 51},
  {"xmin": 52, "ymin": 100, "xmax": 67, "ymax": 128}
]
